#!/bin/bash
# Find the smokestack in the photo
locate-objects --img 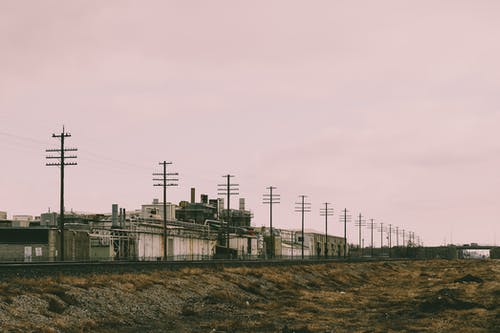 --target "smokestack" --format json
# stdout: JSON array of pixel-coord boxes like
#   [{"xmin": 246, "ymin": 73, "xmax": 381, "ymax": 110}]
[
  {"xmin": 191, "ymin": 188, "xmax": 196, "ymax": 204},
  {"xmin": 112, "ymin": 204, "xmax": 119, "ymax": 228},
  {"xmin": 201, "ymin": 194, "xmax": 208, "ymax": 204},
  {"xmin": 121, "ymin": 208, "xmax": 126, "ymax": 228},
  {"xmin": 239, "ymin": 198, "xmax": 245, "ymax": 211}
]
